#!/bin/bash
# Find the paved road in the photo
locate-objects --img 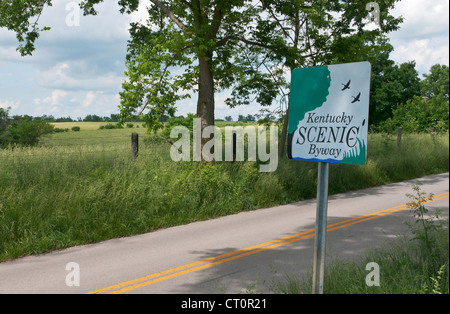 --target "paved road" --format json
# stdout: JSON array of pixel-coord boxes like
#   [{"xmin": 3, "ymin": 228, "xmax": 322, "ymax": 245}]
[{"xmin": 0, "ymin": 173, "xmax": 448, "ymax": 294}]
